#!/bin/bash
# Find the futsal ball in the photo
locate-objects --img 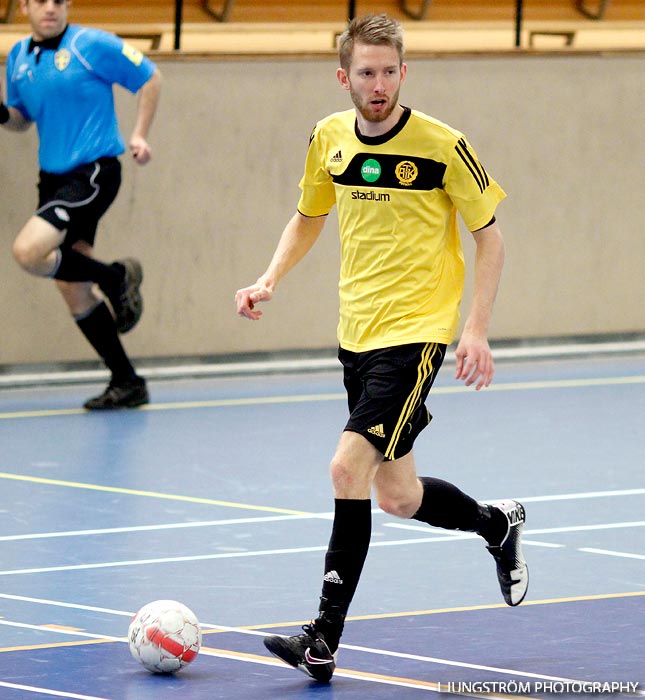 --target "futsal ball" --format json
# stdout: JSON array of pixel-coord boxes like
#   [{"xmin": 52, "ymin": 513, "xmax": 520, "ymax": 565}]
[{"xmin": 128, "ymin": 600, "xmax": 202, "ymax": 673}]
